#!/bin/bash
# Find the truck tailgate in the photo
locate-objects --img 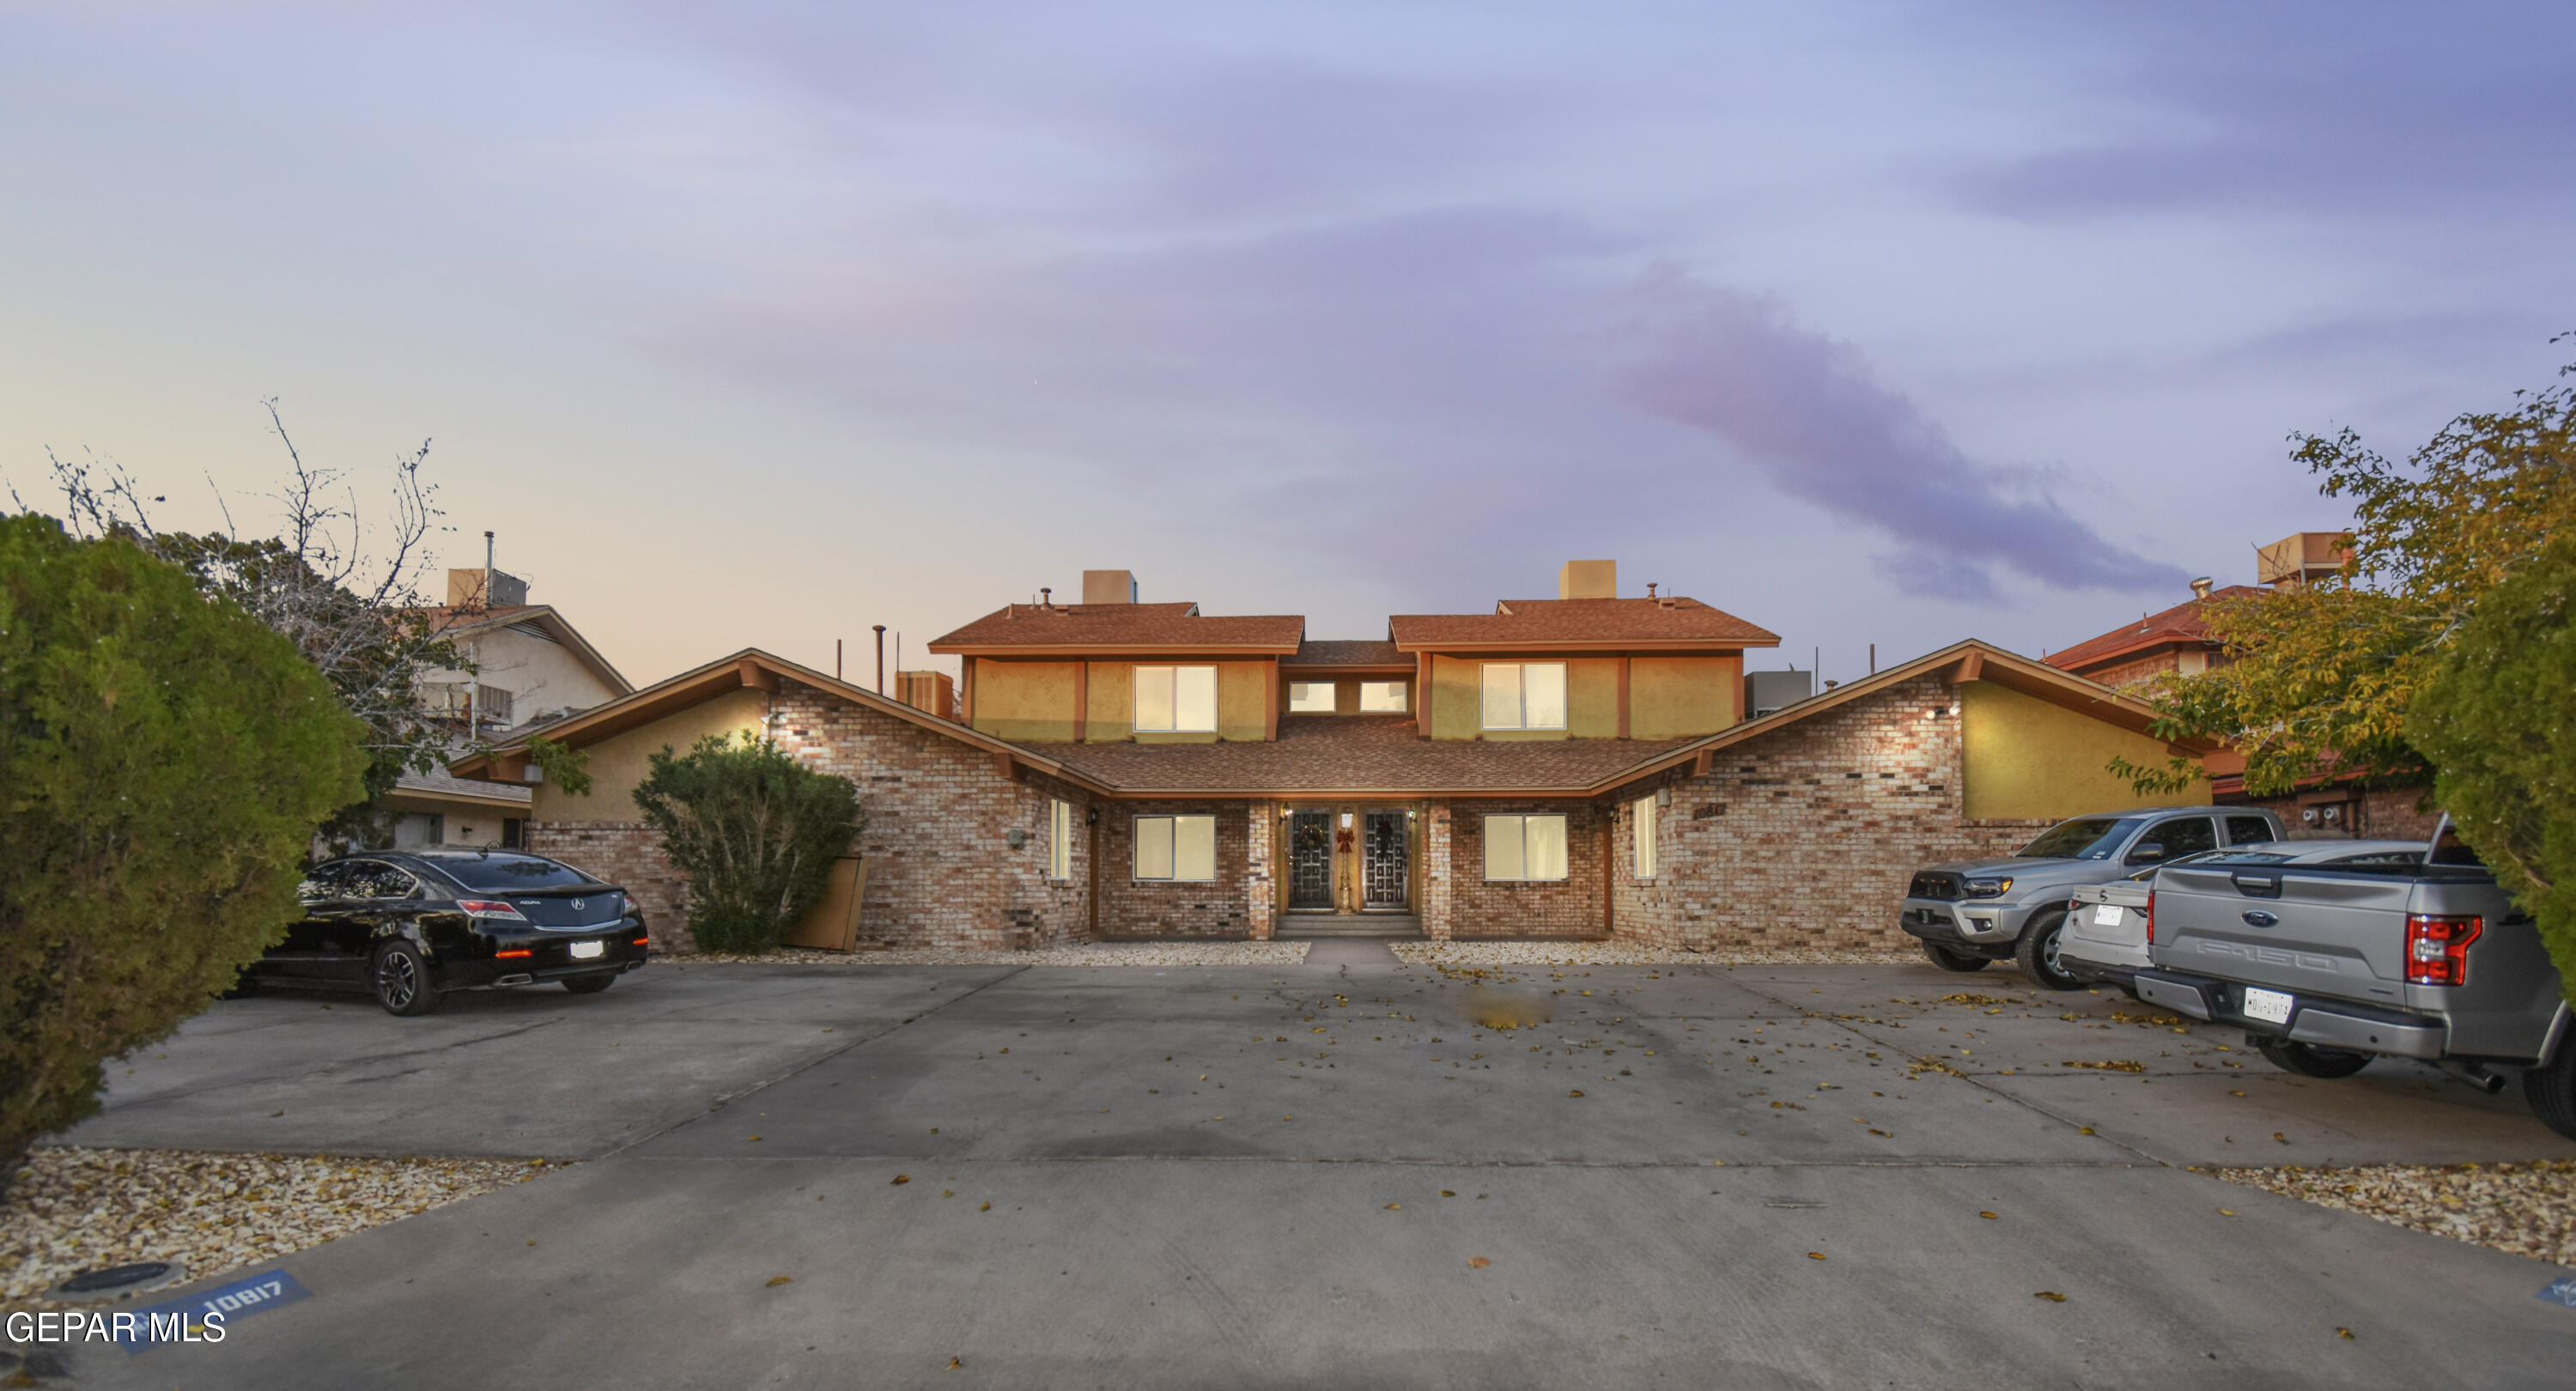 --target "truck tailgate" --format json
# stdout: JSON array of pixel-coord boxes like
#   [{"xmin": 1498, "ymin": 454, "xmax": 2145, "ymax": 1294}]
[{"xmin": 2153, "ymin": 865, "xmax": 2411, "ymax": 1006}]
